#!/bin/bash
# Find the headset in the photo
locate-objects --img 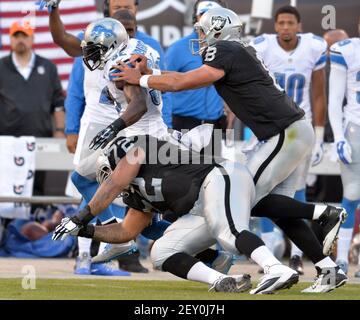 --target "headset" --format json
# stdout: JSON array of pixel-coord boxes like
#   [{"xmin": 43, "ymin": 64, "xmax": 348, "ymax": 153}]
[
  {"xmin": 192, "ymin": 0, "xmax": 228, "ymax": 25},
  {"xmin": 103, "ymin": 0, "xmax": 140, "ymax": 17}
]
